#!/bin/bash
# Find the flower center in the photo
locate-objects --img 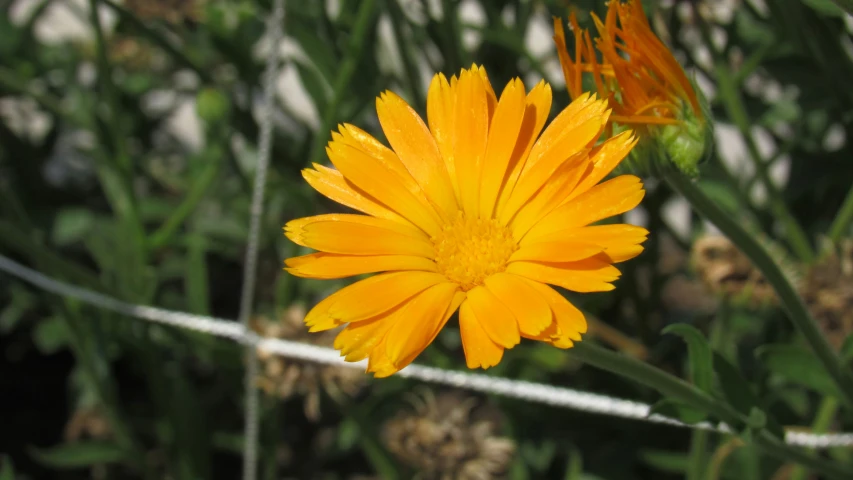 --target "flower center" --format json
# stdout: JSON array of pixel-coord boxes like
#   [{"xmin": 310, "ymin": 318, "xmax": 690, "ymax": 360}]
[{"xmin": 432, "ymin": 212, "xmax": 518, "ymax": 291}]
